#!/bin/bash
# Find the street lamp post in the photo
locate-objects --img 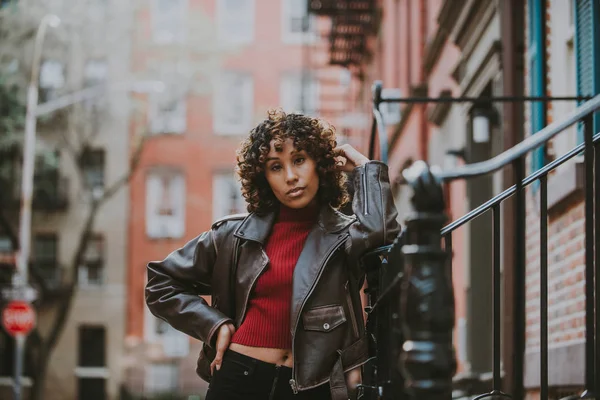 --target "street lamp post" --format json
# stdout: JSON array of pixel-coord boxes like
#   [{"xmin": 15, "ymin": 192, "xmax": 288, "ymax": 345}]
[{"xmin": 12, "ymin": 14, "xmax": 60, "ymax": 400}]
